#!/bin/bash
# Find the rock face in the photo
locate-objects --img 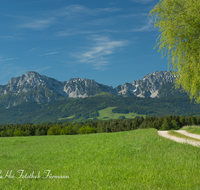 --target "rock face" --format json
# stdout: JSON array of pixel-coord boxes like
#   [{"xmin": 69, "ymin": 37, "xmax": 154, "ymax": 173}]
[
  {"xmin": 115, "ymin": 71, "xmax": 177, "ymax": 98},
  {"xmin": 1, "ymin": 71, "xmax": 63, "ymax": 96},
  {"xmin": 0, "ymin": 71, "xmax": 115, "ymax": 108},
  {"xmin": 0, "ymin": 70, "xmax": 186, "ymax": 108},
  {"xmin": 63, "ymin": 78, "xmax": 116, "ymax": 98}
]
